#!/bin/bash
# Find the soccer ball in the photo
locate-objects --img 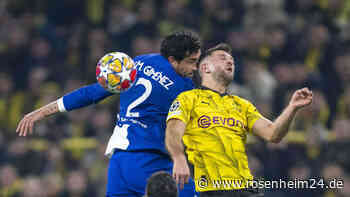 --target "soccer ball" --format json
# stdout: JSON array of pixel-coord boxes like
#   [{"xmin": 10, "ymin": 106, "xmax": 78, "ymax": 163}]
[{"xmin": 96, "ymin": 52, "xmax": 137, "ymax": 93}]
